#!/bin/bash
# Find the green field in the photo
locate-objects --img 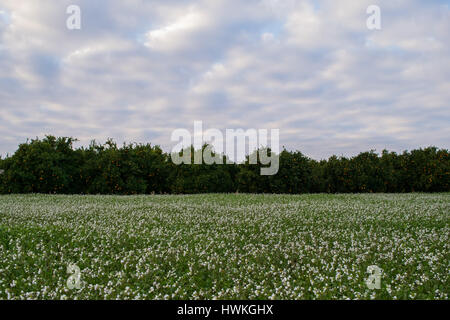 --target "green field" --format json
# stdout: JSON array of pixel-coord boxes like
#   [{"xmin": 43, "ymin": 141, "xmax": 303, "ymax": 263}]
[{"xmin": 0, "ymin": 193, "xmax": 448, "ymax": 300}]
